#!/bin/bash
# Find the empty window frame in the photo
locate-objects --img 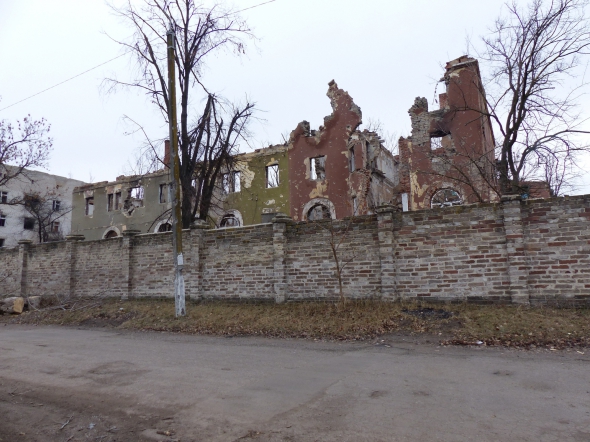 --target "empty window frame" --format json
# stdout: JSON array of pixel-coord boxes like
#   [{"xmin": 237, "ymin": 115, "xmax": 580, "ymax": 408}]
[
  {"xmin": 24, "ymin": 194, "xmax": 40, "ymax": 210},
  {"xmin": 220, "ymin": 214, "xmax": 240, "ymax": 227},
  {"xmin": 130, "ymin": 186, "xmax": 144, "ymax": 201},
  {"xmin": 158, "ymin": 222, "xmax": 172, "ymax": 232},
  {"xmin": 232, "ymin": 171, "xmax": 241, "ymax": 193},
  {"xmin": 0, "ymin": 191, "xmax": 7, "ymax": 204},
  {"xmin": 52, "ymin": 200, "xmax": 61, "ymax": 211},
  {"xmin": 114, "ymin": 192, "xmax": 121, "ymax": 210},
  {"xmin": 23, "ymin": 217, "xmax": 35, "ymax": 230},
  {"xmin": 85, "ymin": 197, "xmax": 94, "ymax": 216},
  {"xmin": 159, "ymin": 183, "xmax": 168, "ymax": 203},
  {"xmin": 307, "ymin": 204, "xmax": 331, "ymax": 221},
  {"xmin": 222, "ymin": 172, "xmax": 241, "ymax": 194},
  {"xmin": 310, "ymin": 156, "xmax": 326, "ymax": 180},
  {"xmin": 431, "ymin": 188, "xmax": 463, "ymax": 208},
  {"xmin": 349, "ymin": 146, "xmax": 356, "ymax": 172},
  {"xmin": 352, "ymin": 196, "xmax": 358, "ymax": 215},
  {"xmin": 51, "ymin": 221, "xmax": 60, "ymax": 233},
  {"xmin": 107, "ymin": 193, "xmax": 114, "ymax": 211},
  {"xmin": 266, "ymin": 165, "xmax": 279, "ymax": 188},
  {"xmin": 0, "ymin": 238, "xmax": 4, "ymax": 247},
  {"xmin": 0, "ymin": 214, "xmax": 5, "ymax": 227}
]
